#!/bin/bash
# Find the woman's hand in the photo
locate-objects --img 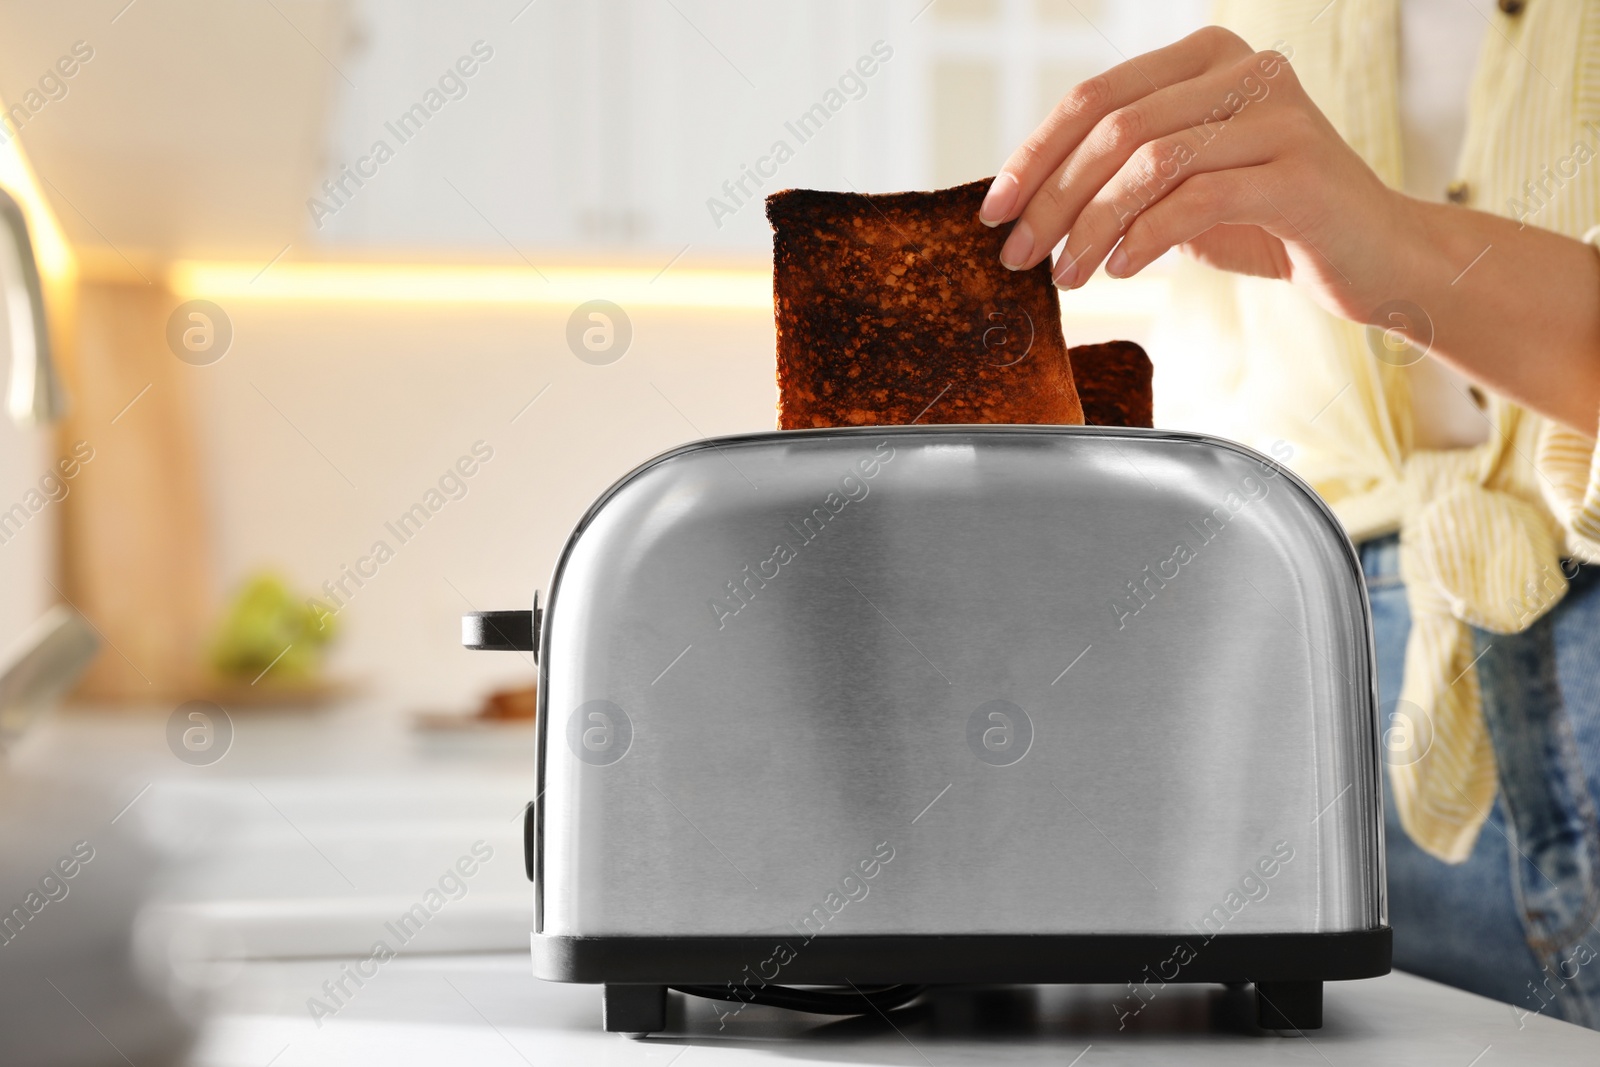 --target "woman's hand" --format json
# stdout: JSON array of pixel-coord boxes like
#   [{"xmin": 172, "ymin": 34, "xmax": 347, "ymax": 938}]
[
  {"xmin": 984, "ymin": 24, "xmax": 1600, "ymax": 436},
  {"xmin": 980, "ymin": 26, "xmax": 1410, "ymax": 325}
]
